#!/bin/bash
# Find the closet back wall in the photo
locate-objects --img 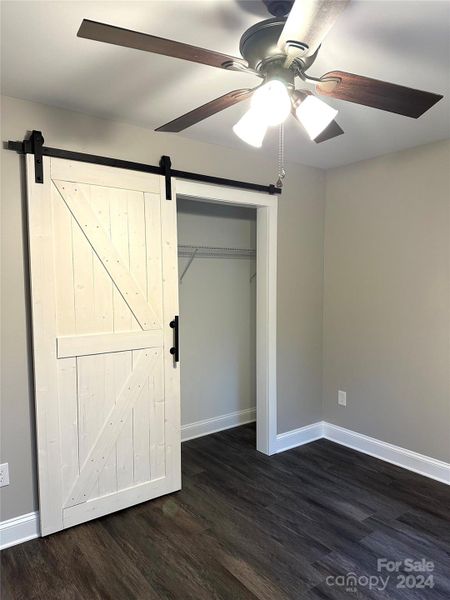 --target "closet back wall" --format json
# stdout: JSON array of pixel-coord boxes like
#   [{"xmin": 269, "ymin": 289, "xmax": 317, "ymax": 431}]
[{"xmin": 177, "ymin": 199, "xmax": 256, "ymax": 431}]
